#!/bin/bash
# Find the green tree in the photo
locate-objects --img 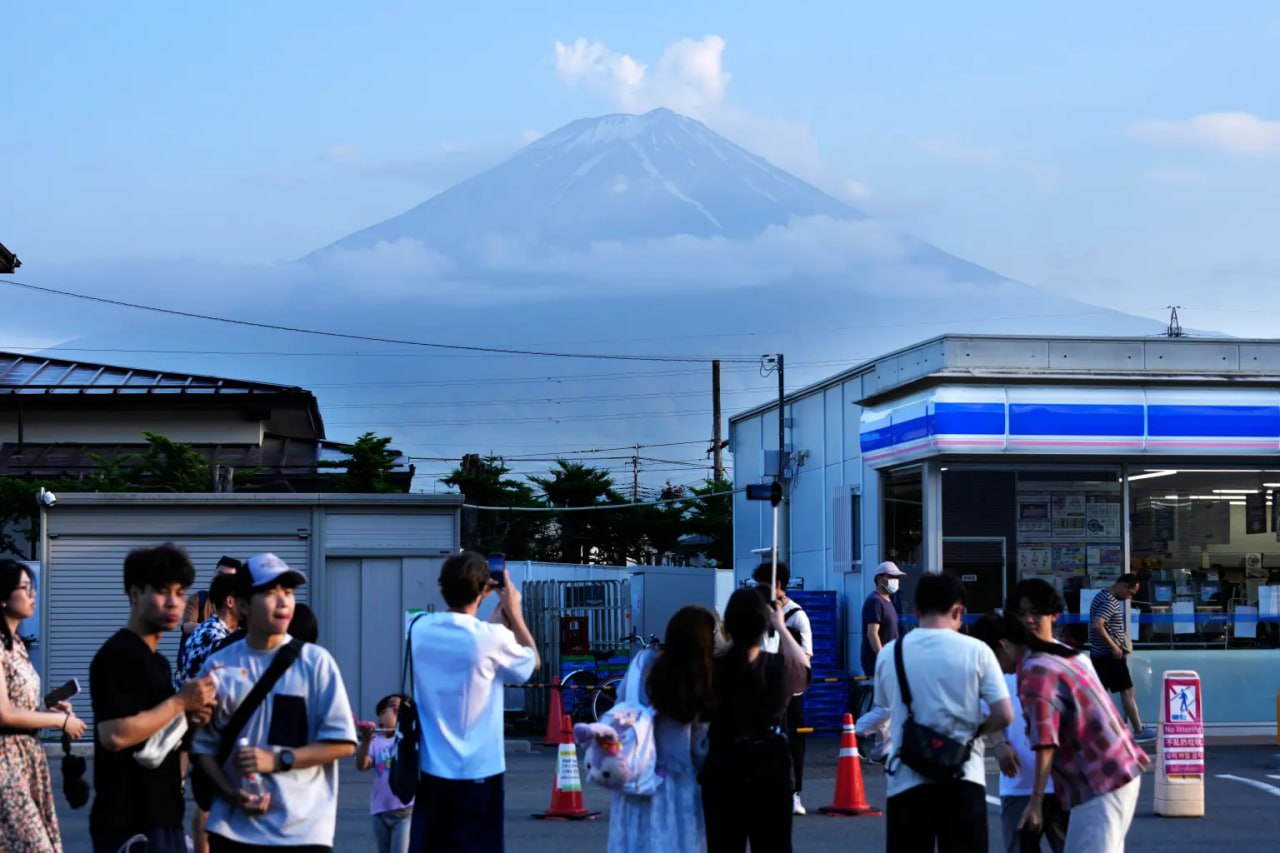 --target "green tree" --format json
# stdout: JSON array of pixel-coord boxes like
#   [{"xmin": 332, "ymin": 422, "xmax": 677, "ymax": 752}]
[
  {"xmin": 323, "ymin": 432, "xmax": 401, "ymax": 492},
  {"xmin": 0, "ymin": 478, "xmax": 39, "ymax": 559},
  {"xmin": 530, "ymin": 461, "xmax": 625, "ymax": 564},
  {"xmin": 617, "ymin": 481, "xmax": 688, "ymax": 565},
  {"xmin": 682, "ymin": 477, "xmax": 734, "ymax": 567},
  {"xmin": 442, "ymin": 454, "xmax": 544, "ymax": 559},
  {"xmin": 137, "ymin": 432, "xmax": 212, "ymax": 492}
]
